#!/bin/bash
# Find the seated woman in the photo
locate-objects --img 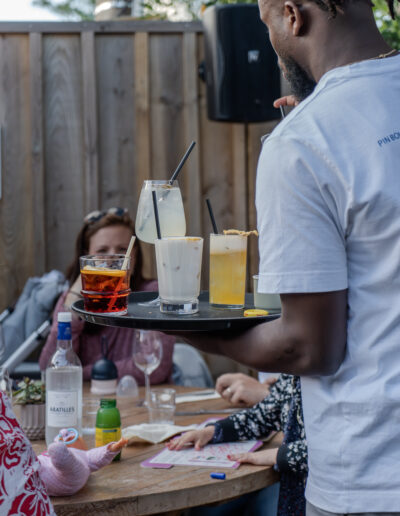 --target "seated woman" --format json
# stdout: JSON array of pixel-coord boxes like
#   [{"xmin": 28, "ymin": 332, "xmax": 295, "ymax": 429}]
[
  {"xmin": 169, "ymin": 374, "xmax": 307, "ymax": 516},
  {"xmin": 39, "ymin": 207, "xmax": 175, "ymax": 384}
]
